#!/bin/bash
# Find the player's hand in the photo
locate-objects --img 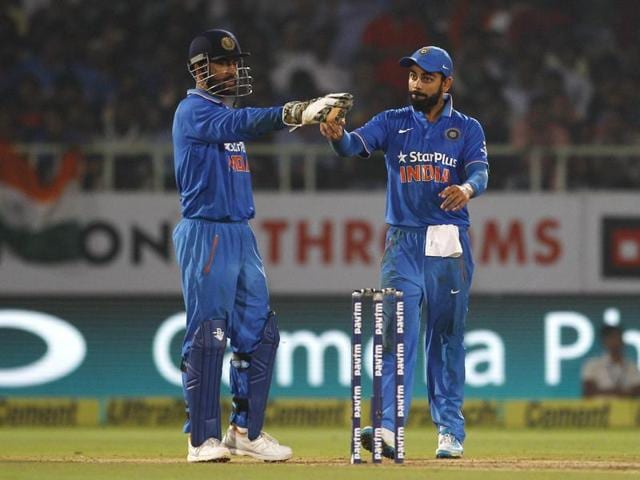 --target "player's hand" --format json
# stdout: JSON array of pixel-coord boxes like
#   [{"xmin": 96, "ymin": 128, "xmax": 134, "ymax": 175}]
[
  {"xmin": 319, "ymin": 119, "xmax": 345, "ymax": 141},
  {"xmin": 283, "ymin": 93, "xmax": 353, "ymax": 131},
  {"xmin": 439, "ymin": 184, "xmax": 474, "ymax": 212}
]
